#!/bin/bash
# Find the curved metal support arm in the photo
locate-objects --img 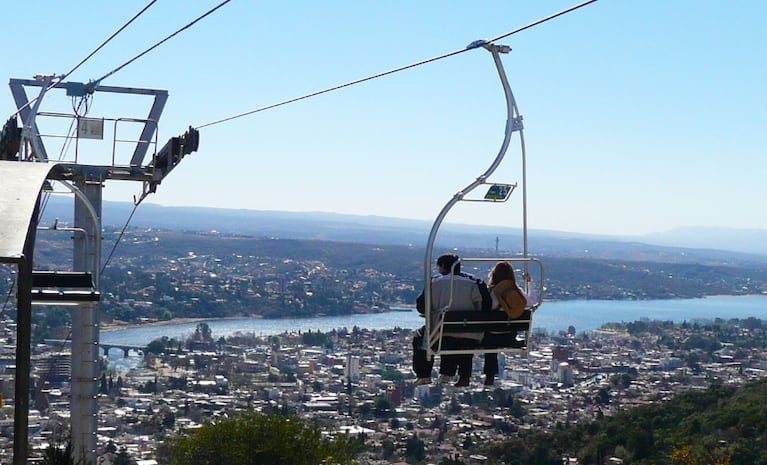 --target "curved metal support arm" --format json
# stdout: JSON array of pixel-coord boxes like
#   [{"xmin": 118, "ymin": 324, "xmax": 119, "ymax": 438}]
[
  {"xmin": 36, "ymin": 224, "xmax": 91, "ymax": 270},
  {"xmin": 423, "ymin": 43, "xmax": 522, "ymax": 354},
  {"xmin": 55, "ymin": 181, "xmax": 102, "ymax": 288}
]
